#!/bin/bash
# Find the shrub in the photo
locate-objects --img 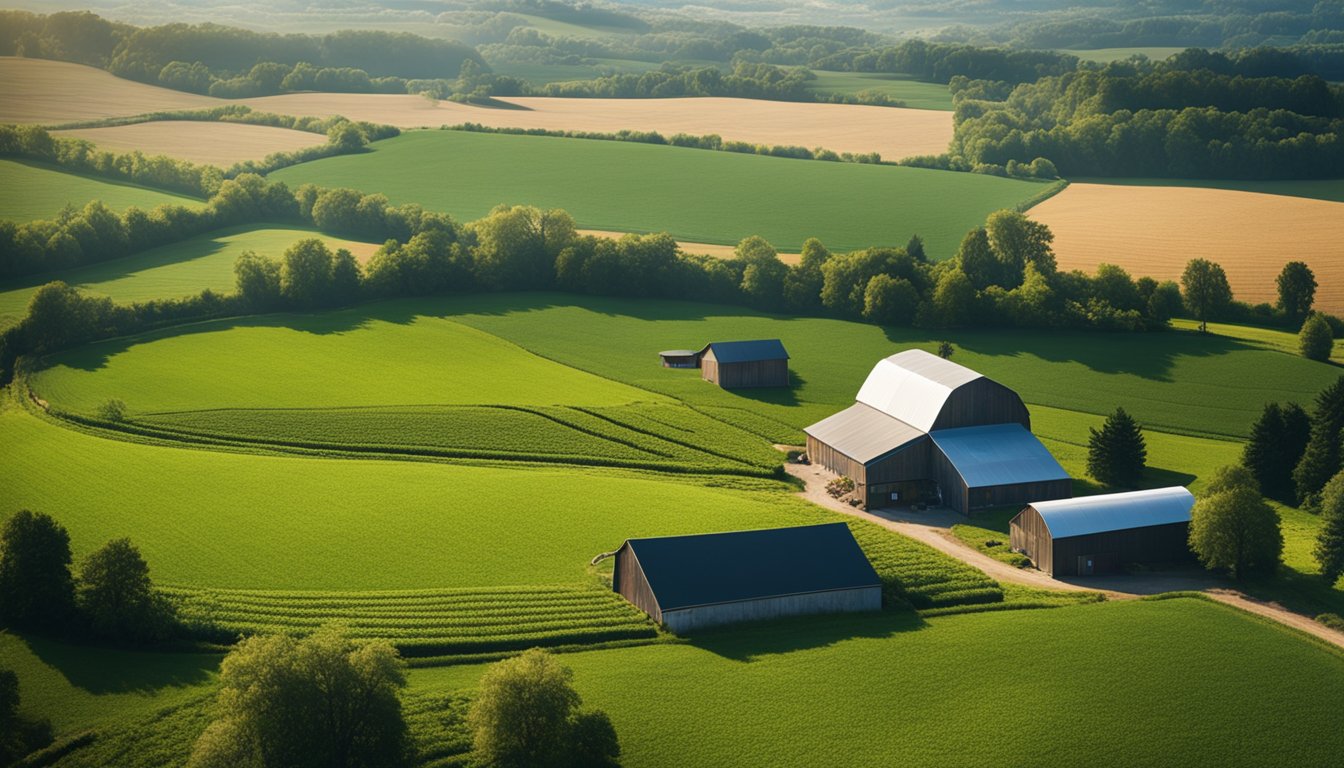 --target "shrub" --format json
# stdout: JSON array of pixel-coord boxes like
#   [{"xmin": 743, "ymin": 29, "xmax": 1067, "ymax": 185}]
[
  {"xmin": 1316, "ymin": 613, "xmax": 1344, "ymax": 631},
  {"xmin": 96, "ymin": 398, "xmax": 127, "ymax": 422},
  {"xmin": 1299, "ymin": 312, "xmax": 1334, "ymax": 361},
  {"xmin": 826, "ymin": 476, "xmax": 856, "ymax": 498}
]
